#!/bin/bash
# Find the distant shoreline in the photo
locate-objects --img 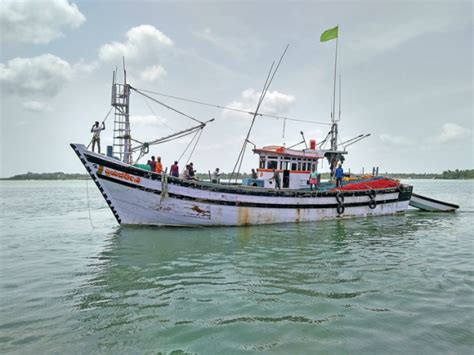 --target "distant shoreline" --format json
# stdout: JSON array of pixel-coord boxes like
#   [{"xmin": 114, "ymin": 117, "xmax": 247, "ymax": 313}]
[{"xmin": 2, "ymin": 170, "xmax": 473, "ymax": 181}]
